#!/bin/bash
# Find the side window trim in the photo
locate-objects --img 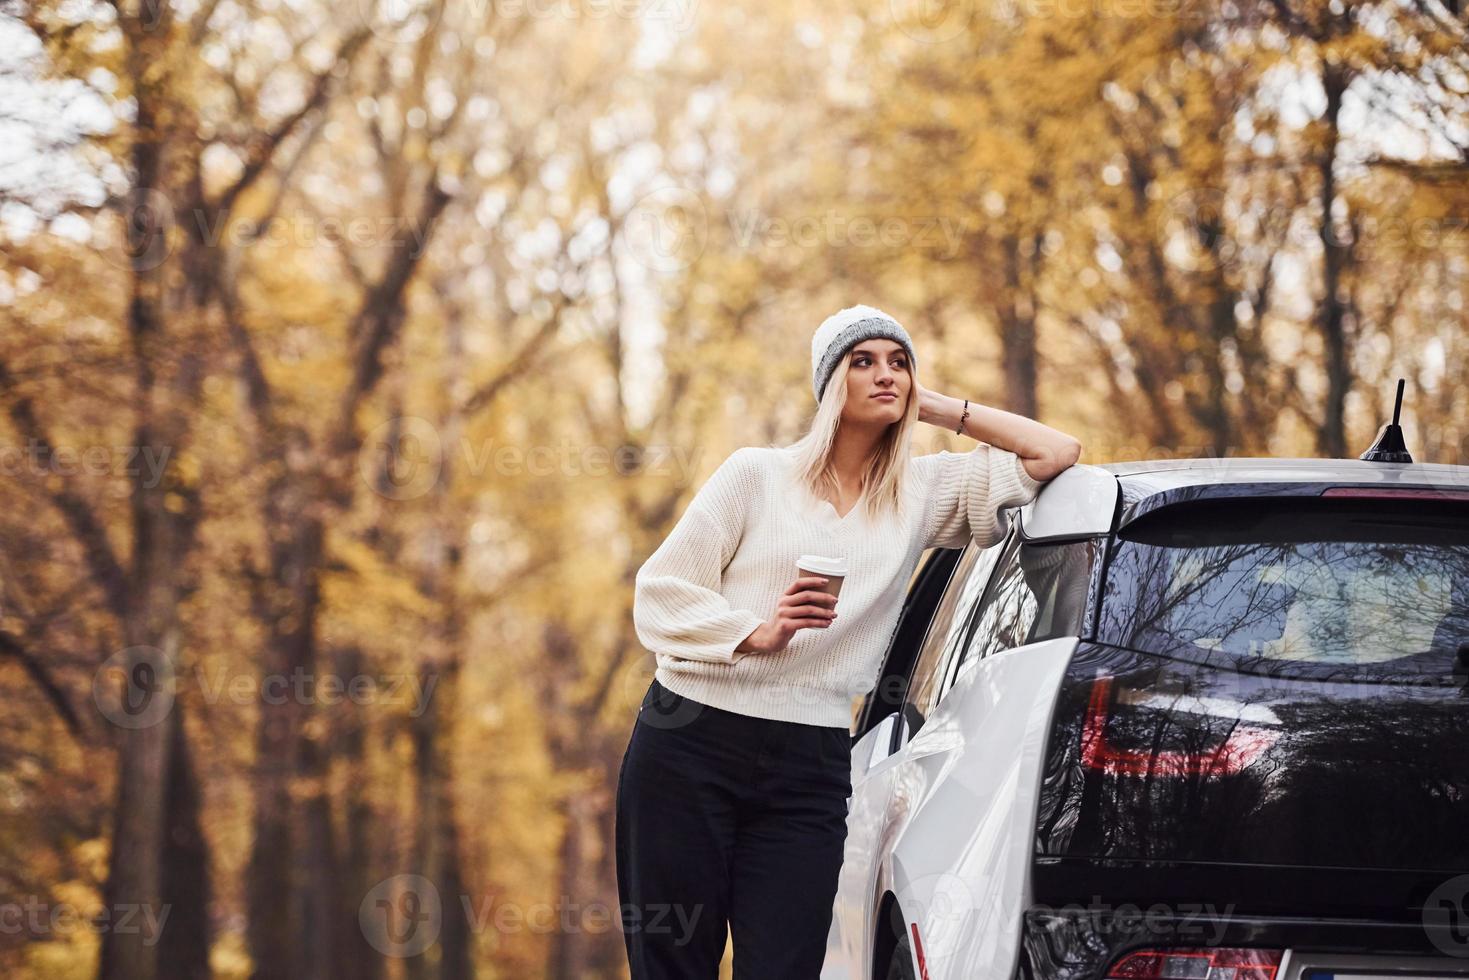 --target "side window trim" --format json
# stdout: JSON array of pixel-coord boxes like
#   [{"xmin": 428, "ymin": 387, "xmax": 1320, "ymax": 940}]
[
  {"xmin": 938, "ymin": 527, "xmax": 1019, "ymax": 700},
  {"xmin": 894, "ymin": 545, "xmax": 982, "ymax": 749},
  {"xmin": 852, "ymin": 547, "xmax": 964, "ymax": 741},
  {"xmin": 896, "ymin": 527, "xmax": 1016, "ymax": 747},
  {"xmin": 945, "ymin": 527, "xmax": 1022, "ymax": 694},
  {"xmin": 935, "ymin": 525, "xmax": 1017, "ymax": 702},
  {"xmin": 941, "ymin": 536, "xmax": 1105, "ymax": 702}
]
